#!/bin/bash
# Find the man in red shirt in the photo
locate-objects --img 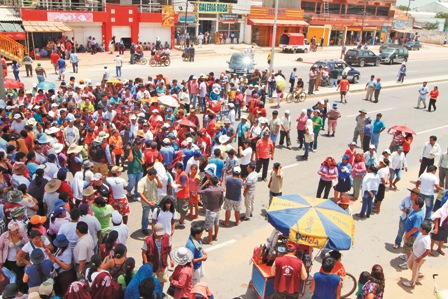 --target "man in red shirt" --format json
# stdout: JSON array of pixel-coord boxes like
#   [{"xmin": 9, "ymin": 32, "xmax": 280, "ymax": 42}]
[
  {"xmin": 336, "ymin": 75, "xmax": 350, "ymax": 104},
  {"xmin": 271, "ymin": 242, "xmax": 308, "ymax": 299},
  {"xmin": 50, "ymin": 50, "xmax": 60, "ymax": 74},
  {"xmin": 255, "ymin": 131, "xmax": 274, "ymax": 181}
]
